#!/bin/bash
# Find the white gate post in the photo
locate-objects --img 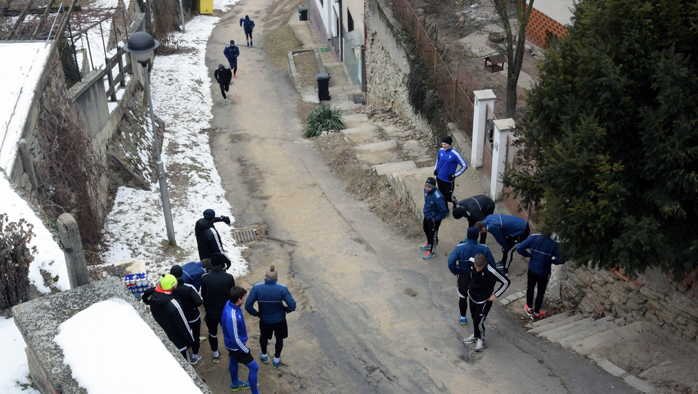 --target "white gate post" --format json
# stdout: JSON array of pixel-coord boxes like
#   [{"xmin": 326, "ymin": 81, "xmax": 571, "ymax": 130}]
[
  {"xmin": 490, "ymin": 118, "xmax": 516, "ymax": 200},
  {"xmin": 471, "ymin": 90, "xmax": 496, "ymax": 168}
]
